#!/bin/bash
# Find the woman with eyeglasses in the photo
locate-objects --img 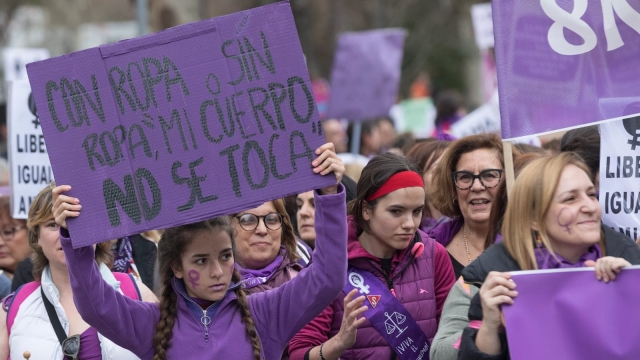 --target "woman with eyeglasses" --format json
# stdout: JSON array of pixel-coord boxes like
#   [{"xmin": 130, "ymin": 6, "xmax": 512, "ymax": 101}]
[
  {"xmin": 0, "ymin": 197, "xmax": 30, "ymax": 295},
  {"xmin": 428, "ymin": 133, "xmax": 505, "ymax": 280},
  {"xmin": 458, "ymin": 152, "xmax": 640, "ymax": 359},
  {"xmin": 232, "ymin": 199, "xmax": 305, "ymax": 296},
  {"xmin": 0, "ymin": 182, "xmax": 157, "ymax": 359}
]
